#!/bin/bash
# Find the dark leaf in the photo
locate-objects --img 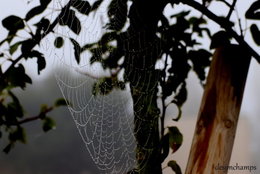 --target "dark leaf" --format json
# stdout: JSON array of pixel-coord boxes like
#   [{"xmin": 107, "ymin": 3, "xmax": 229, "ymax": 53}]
[
  {"xmin": 189, "ymin": 17, "xmax": 208, "ymax": 37},
  {"xmin": 210, "ymin": 31, "xmax": 230, "ymax": 49},
  {"xmin": 42, "ymin": 117, "xmax": 56, "ymax": 132},
  {"xmin": 27, "ymin": 50, "xmax": 43, "ymax": 58},
  {"xmin": 3, "ymin": 143, "xmax": 13, "ymax": 154},
  {"xmin": 160, "ymin": 14, "xmax": 170, "ymax": 28},
  {"xmin": 173, "ymin": 82, "xmax": 187, "ymax": 107},
  {"xmin": 168, "ymin": 126, "xmax": 183, "ymax": 153},
  {"xmin": 2, "ymin": 15, "xmax": 25, "ymax": 31},
  {"xmin": 91, "ymin": 0, "xmax": 103, "ymax": 11},
  {"xmin": 0, "ymin": 103, "xmax": 6, "ymax": 118},
  {"xmin": 25, "ymin": 5, "xmax": 49, "ymax": 21},
  {"xmin": 6, "ymin": 31, "xmax": 17, "ymax": 43},
  {"xmin": 4, "ymin": 108, "xmax": 18, "ymax": 126},
  {"xmin": 21, "ymin": 39, "xmax": 36, "ymax": 57},
  {"xmin": 40, "ymin": 0, "xmax": 52, "ymax": 6},
  {"xmin": 246, "ymin": 1, "xmax": 260, "ymax": 20},
  {"xmin": 189, "ymin": 17, "xmax": 206, "ymax": 25},
  {"xmin": 72, "ymin": 0, "xmax": 91, "ymax": 15},
  {"xmin": 176, "ymin": 16, "xmax": 190, "ymax": 32},
  {"xmin": 26, "ymin": 6, "xmax": 44, "ymax": 21},
  {"xmin": 8, "ymin": 91, "xmax": 24, "ymax": 118},
  {"xmin": 0, "ymin": 79, "xmax": 7, "ymax": 92},
  {"xmin": 70, "ymin": 38, "xmax": 81, "ymax": 64},
  {"xmin": 7, "ymin": 64, "xmax": 32, "ymax": 89},
  {"xmin": 189, "ymin": 49, "xmax": 212, "ymax": 81},
  {"xmin": 170, "ymin": 83, "xmax": 187, "ymax": 122},
  {"xmin": 40, "ymin": 104, "xmax": 48, "ymax": 114},
  {"xmin": 170, "ymin": 11, "xmax": 190, "ymax": 18},
  {"xmin": 106, "ymin": 0, "xmax": 128, "ymax": 31},
  {"xmin": 10, "ymin": 41, "xmax": 22, "ymax": 55},
  {"xmin": 9, "ymin": 126, "xmax": 26, "ymax": 143},
  {"xmin": 166, "ymin": 48, "xmax": 190, "ymax": 95},
  {"xmin": 24, "ymin": 74, "xmax": 32, "ymax": 86},
  {"xmin": 34, "ymin": 18, "xmax": 50, "ymax": 35},
  {"xmin": 27, "ymin": 50, "xmax": 46, "ymax": 74},
  {"xmin": 201, "ymin": 27, "xmax": 211, "ymax": 38},
  {"xmin": 54, "ymin": 37, "xmax": 64, "ymax": 48},
  {"xmin": 169, "ymin": 48, "xmax": 190, "ymax": 76},
  {"xmin": 172, "ymin": 105, "xmax": 182, "ymax": 122},
  {"xmin": 160, "ymin": 133, "xmax": 170, "ymax": 163},
  {"xmin": 181, "ymin": 32, "xmax": 193, "ymax": 46},
  {"xmin": 168, "ymin": 160, "xmax": 182, "ymax": 174},
  {"xmin": 37, "ymin": 55, "xmax": 46, "ymax": 75},
  {"xmin": 163, "ymin": 76, "xmax": 175, "ymax": 97},
  {"xmin": 7, "ymin": 102, "xmax": 23, "ymax": 120},
  {"xmin": 59, "ymin": 9, "xmax": 81, "ymax": 34},
  {"xmin": 54, "ymin": 98, "xmax": 67, "ymax": 107},
  {"xmin": 250, "ymin": 24, "xmax": 260, "ymax": 45}
]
